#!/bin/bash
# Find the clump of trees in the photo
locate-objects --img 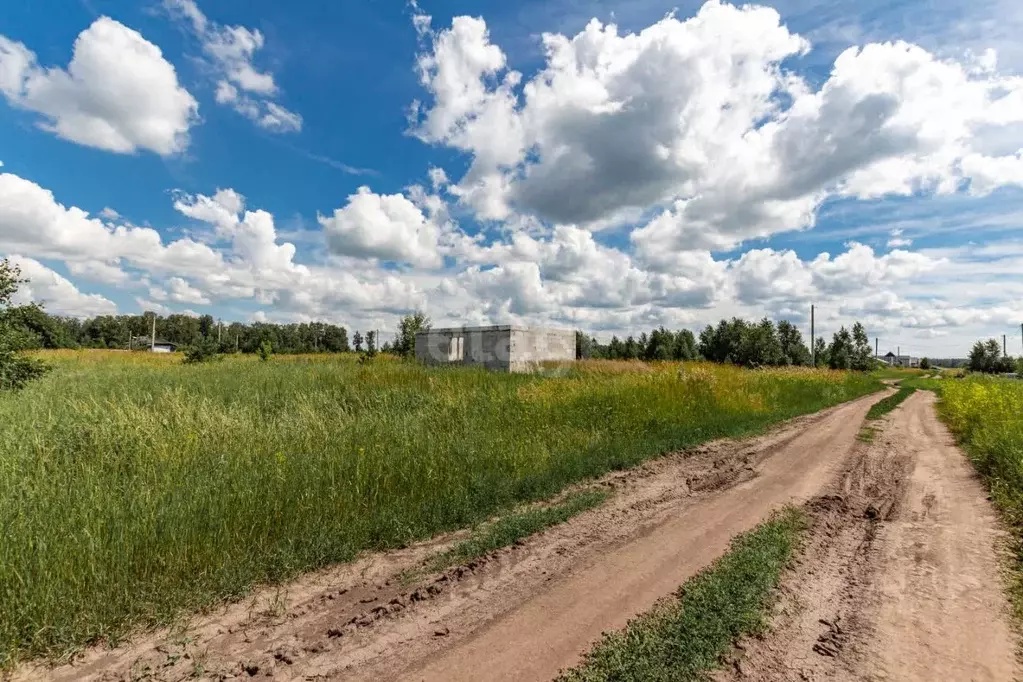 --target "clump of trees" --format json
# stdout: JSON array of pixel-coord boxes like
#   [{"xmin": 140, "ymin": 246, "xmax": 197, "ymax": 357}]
[
  {"xmin": 697, "ymin": 318, "xmax": 812, "ymax": 368},
  {"xmin": 577, "ymin": 327, "xmax": 699, "ymax": 361},
  {"xmin": 968, "ymin": 339, "xmax": 1017, "ymax": 374},
  {"xmin": 817, "ymin": 322, "xmax": 875, "ymax": 371},
  {"xmin": 0, "ymin": 259, "xmax": 51, "ymax": 390}
]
